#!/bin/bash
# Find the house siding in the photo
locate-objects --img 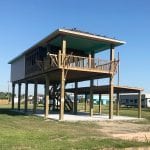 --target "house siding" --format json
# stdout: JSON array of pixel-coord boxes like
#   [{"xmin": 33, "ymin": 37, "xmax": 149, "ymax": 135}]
[{"xmin": 11, "ymin": 56, "xmax": 25, "ymax": 82}]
